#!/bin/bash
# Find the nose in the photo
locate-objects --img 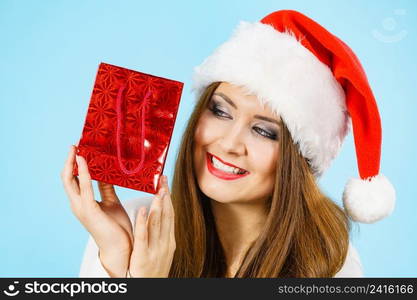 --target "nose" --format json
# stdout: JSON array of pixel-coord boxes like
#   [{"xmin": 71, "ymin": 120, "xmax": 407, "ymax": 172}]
[{"xmin": 217, "ymin": 122, "xmax": 247, "ymax": 156}]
